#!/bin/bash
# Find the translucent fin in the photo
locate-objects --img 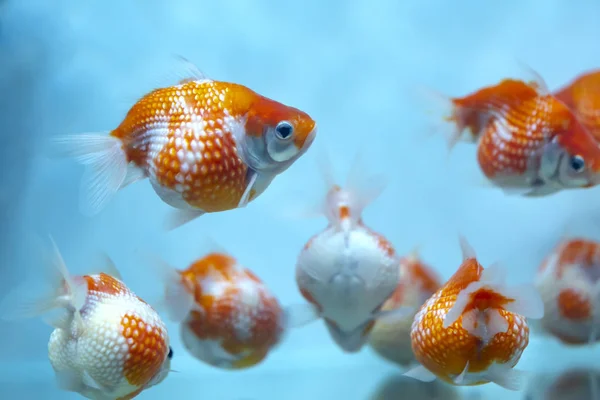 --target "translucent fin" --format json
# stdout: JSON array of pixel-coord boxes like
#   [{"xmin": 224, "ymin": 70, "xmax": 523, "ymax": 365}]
[
  {"xmin": 484, "ymin": 363, "xmax": 526, "ymax": 391},
  {"xmin": 81, "ymin": 370, "xmax": 106, "ymax": 391},
  {"xmin": 501, "ymin": 283, "xmax": 545, "ymax": 319},
  {"xmin": 42, "ymin": 309, "xmax": 73, "ymax": 330},
  {"xmin": 512, "ymin": 59, "xmax": 551, "ymax": 96},
  {"xmin": 344, "ymin": 150, "xmax": 388, "ymax": 218},
  {"xmin": 120, "ymin": 165, "xmax": 146, "ymax": 189},
  {"xmin": 87, "ymin": 251, "xmax": 123, "ymax": 281},
  {"xmin": 0, "ymin": 235, "xmax": 87, "ymax": 321},
  {"xmin": 168, "ymin": 54, "xmax": 210, "ymax": 84},
  {"xmin": 454, "ymin": 361, "xmax": 470, "ymax": 384},
  {"xmin": 462, "ymin": 308, "xmax": 509, "ymax": 343},
  {"xmin": 238, "ymin": 169, "xmax": 258, "ymax": 208},
  {"xmin": 48, "ymin": 133, "xmax": 129, "ymax": 216},
  {"xmin": 411, "ymin": 83, "xmax": 466, "ymax": 153},
  {"xmin": 443, "ymin": 288, "xmax": 471, "ymax": 328},
  {"xmin": 375, "ymin": 306, "xmax": 415, "ymax": 324},
  {"xmin": 458, "ymin": 235, "xmax": 477, "ymax": 261},
  {"xmin": 163, "ymin": 208, "xmax": 206, "ymax": 231},
  {"xmin": 143, "ymin": 252, "xmax": 194, "ymax": 323},
  {"xmin": 403, "ymin": 364, "xmax": 437, "ymax": 382},
  {"xmin": 281, "ymin": 303, "xmax": 321, "ymax": 329}
]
